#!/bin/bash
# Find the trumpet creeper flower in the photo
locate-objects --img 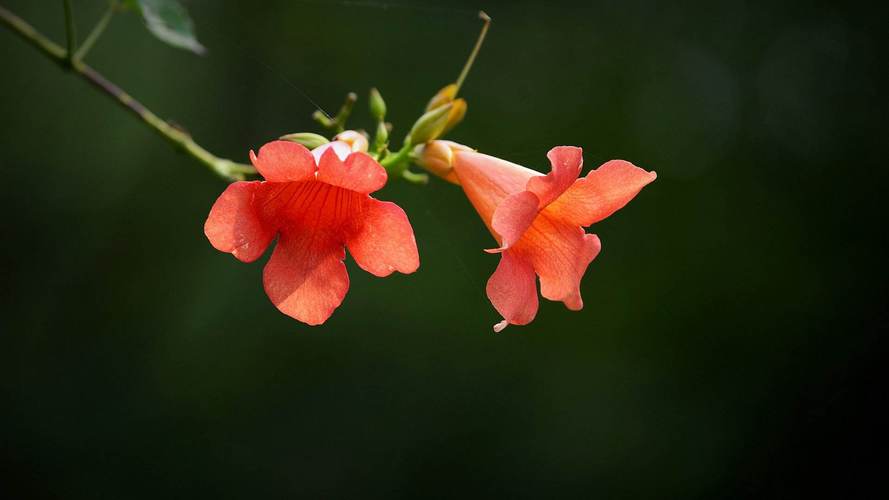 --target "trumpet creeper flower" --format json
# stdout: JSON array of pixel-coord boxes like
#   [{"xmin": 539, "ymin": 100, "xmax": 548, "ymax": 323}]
[
  {"xmin": 204, "ymin": 139, "xmax": 419, "ymax": 325},
  {"xmin": 448, "ymin": 145, "xmax": 656, "ymax": 332}
]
